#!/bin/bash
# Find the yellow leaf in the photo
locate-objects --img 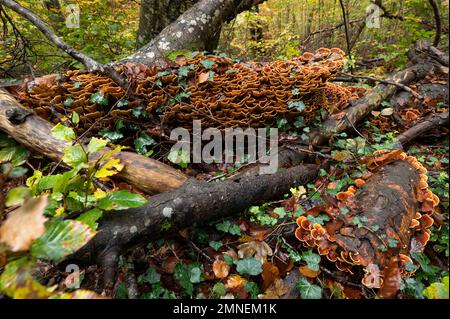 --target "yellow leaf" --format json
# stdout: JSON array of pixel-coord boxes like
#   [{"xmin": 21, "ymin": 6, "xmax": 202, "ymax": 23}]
[
  {"xmin": 94, "ymin": 158, "xmax": 124, "ymax": 179},
  {"xmin": 55, "ymin": 207, "xmax": 65, "ymax": 217},
  {"xmin": 93, "ymin": 188, "xmax": 107, "ymax": 200},
  {"xmin": 0, "ymin": 196, "xmax": 49, "ymax": 252}
]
